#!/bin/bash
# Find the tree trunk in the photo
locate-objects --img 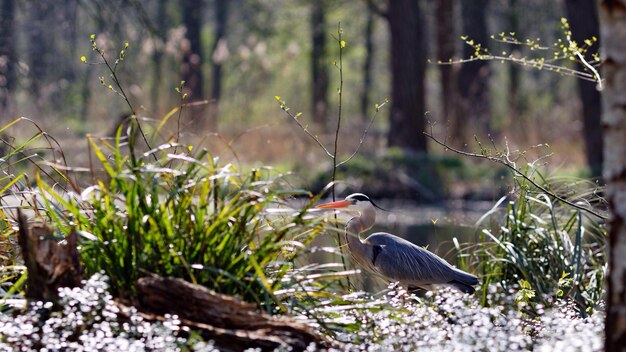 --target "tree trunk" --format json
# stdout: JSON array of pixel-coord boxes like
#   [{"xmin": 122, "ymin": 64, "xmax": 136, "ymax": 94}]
[
  {"xmin": 208, "ymin": 0, "xmax": 228, "ymax": 132},
  {"xmin": 600, "ymin": 1, "xmax": 626, "ymax": 350},
  {"xmin": 435, "ymin": 0, "xmax": 456, "ymax": 127},
  {"xmin": 360, "ymin": 7, "xmax": 375, "ymax": 122},
  {"xmin": 0, "ymin": 0, "xmax": 15, "ymax": 114},
  {"xmin": 181, "ymin": 0, "xmax": 206, "ymax": 129},
  {"xmin": 27, "ymin": 1, "xmax": 54, "ymax": 110},
  {"xmin": 565, "ymin": 0, "xmax": 603, "ymax": 178},
  {"xmin": 311, "ymin": 0, "xmax": 329, "ymax": 129},
  {"xmin": 151, "ymin": 0, "xmax": 168, "ymax": 114},
  {"xmin": 387, "ymin": 0, "xmax": 427, "ymax": 152},
  {"xmin": 508, "ymin": 0, "xmax": 522, "ymax": 130},
  {"xmin": 64, "ymin": 0, "xmax": 78, "ymax": 84},
  {"xmin": 456, "ymin": 0, "xmax": 490, "ymax": 143}
]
